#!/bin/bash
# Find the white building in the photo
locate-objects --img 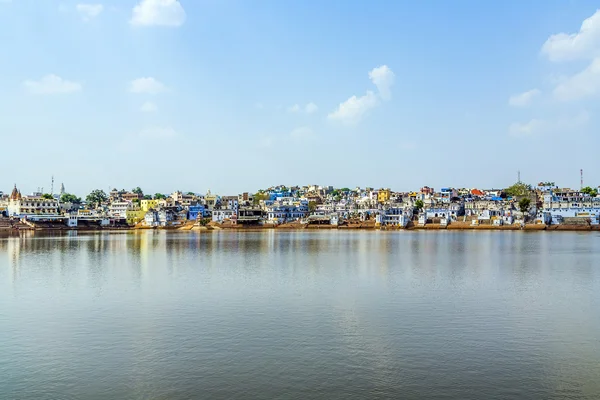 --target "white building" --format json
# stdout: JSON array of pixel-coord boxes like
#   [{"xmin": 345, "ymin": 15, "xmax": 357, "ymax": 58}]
[
  {"xmin": 212, "ymin": 209, "xmax": 236, "ymax": 223},
  {"xmin": 7, "ymin": 186, "xmax": 61, "ymax": 220},
  {"xmin": 376, "ymin": 207, "xmax": 413, "ymax": 227},
  {"xmin": 108, "ymin": 201, "xmax": 131, "ymax": 219}
]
